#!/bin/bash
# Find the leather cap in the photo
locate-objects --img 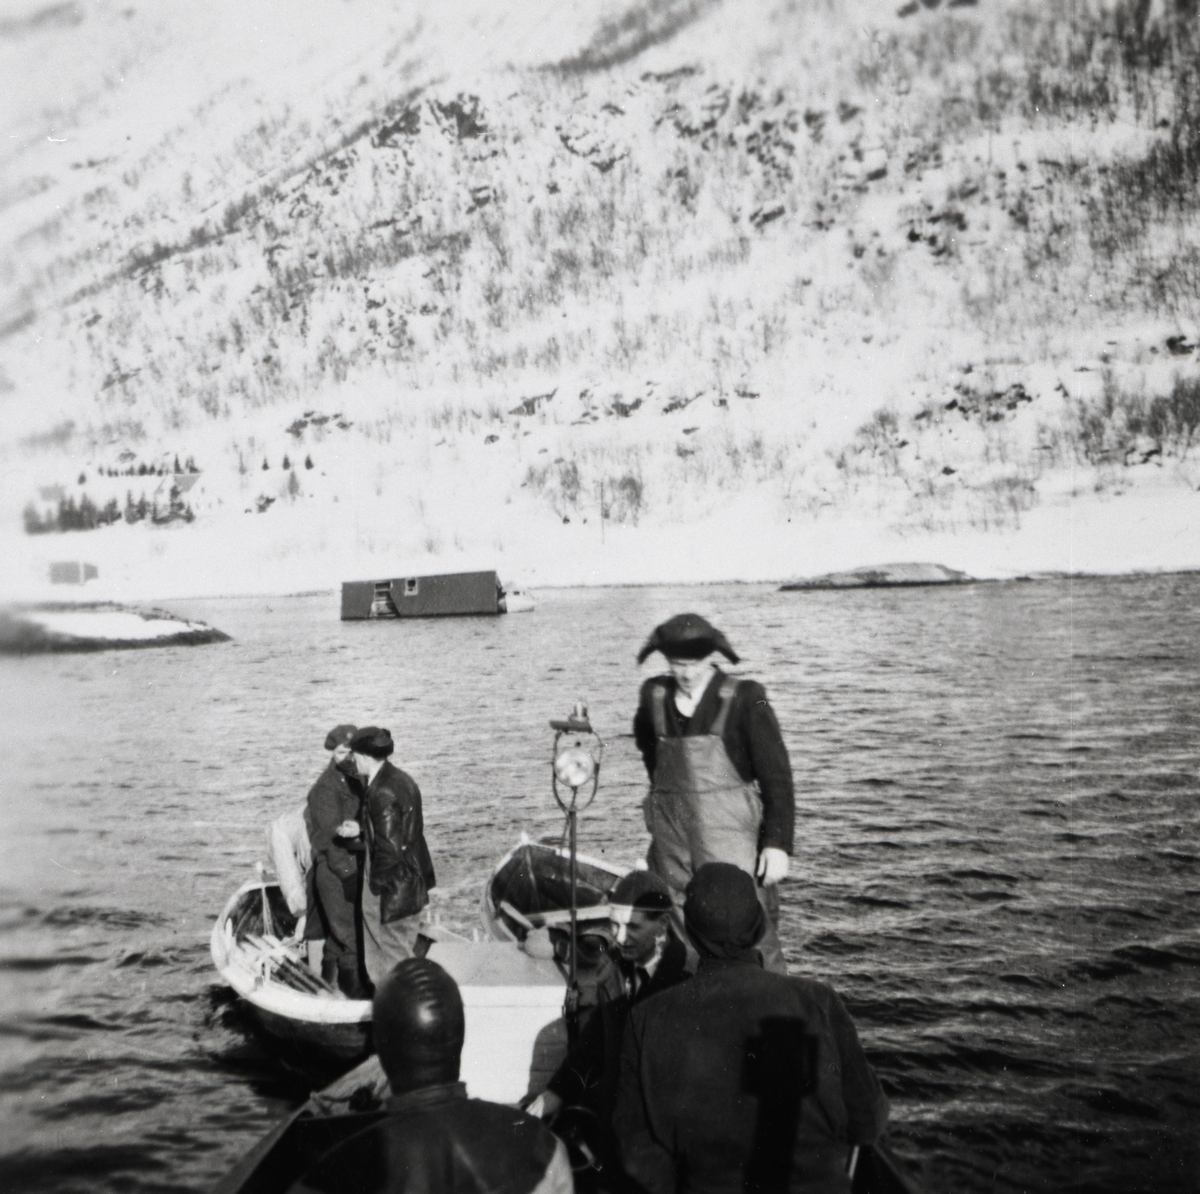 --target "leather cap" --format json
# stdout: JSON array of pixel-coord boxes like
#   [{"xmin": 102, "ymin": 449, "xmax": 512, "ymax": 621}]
[
  {"xmin": 373, "ymin": 959, "xmax": 465, "ymax": 1093},
  {"xmin": 637, "ymin": 613, "xmax": 739, "ymax": 665},
  {"xmin": 349, "ymin": 726, "xmax": 394, "ymax": 759},
  {"xmin": 324, "ymin": 724, "xmax": 358, "ymax": 750},
  {"xmin": 610, "ymin": 870, "xmax": 673, "ymax": 913}
]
